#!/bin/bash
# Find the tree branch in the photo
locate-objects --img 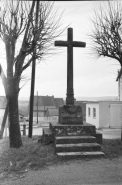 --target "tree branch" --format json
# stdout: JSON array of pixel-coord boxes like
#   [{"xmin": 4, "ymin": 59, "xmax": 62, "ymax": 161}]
[
  {"xmin": 22, "ymin": 57, "xmax": 33, "ymax": 71},
  {"xmin": 89, "ymin": 0, "xmax": 122, "ymax": 66}
]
